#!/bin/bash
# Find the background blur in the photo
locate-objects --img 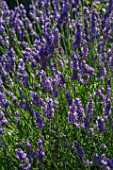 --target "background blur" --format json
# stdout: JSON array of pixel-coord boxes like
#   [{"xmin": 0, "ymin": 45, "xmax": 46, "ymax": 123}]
[{"xmin": 5, "ymin": 0, "xmax": 31, "ymax": 11}]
